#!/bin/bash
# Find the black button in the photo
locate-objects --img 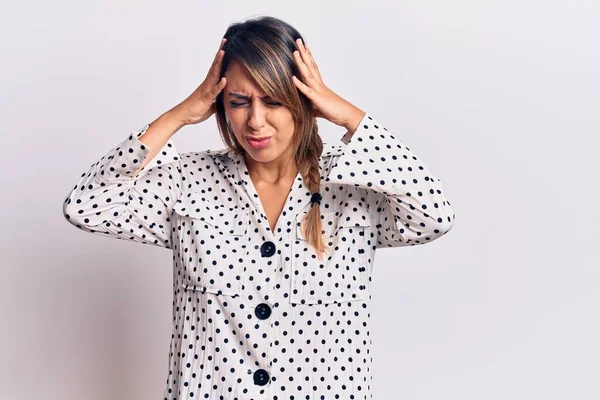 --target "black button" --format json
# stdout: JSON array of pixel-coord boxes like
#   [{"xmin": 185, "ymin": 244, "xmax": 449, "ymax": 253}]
[
  {"xmin": 253, "ymin": 368, "xmax": 270, "ymax": 386},
  {"xmin": 255, "ymin": 303, "xmax": 272, "ymax": 320},
  {"xmin": 260, "ymin": 241, "xmax": 276, "ymax": 257}
]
